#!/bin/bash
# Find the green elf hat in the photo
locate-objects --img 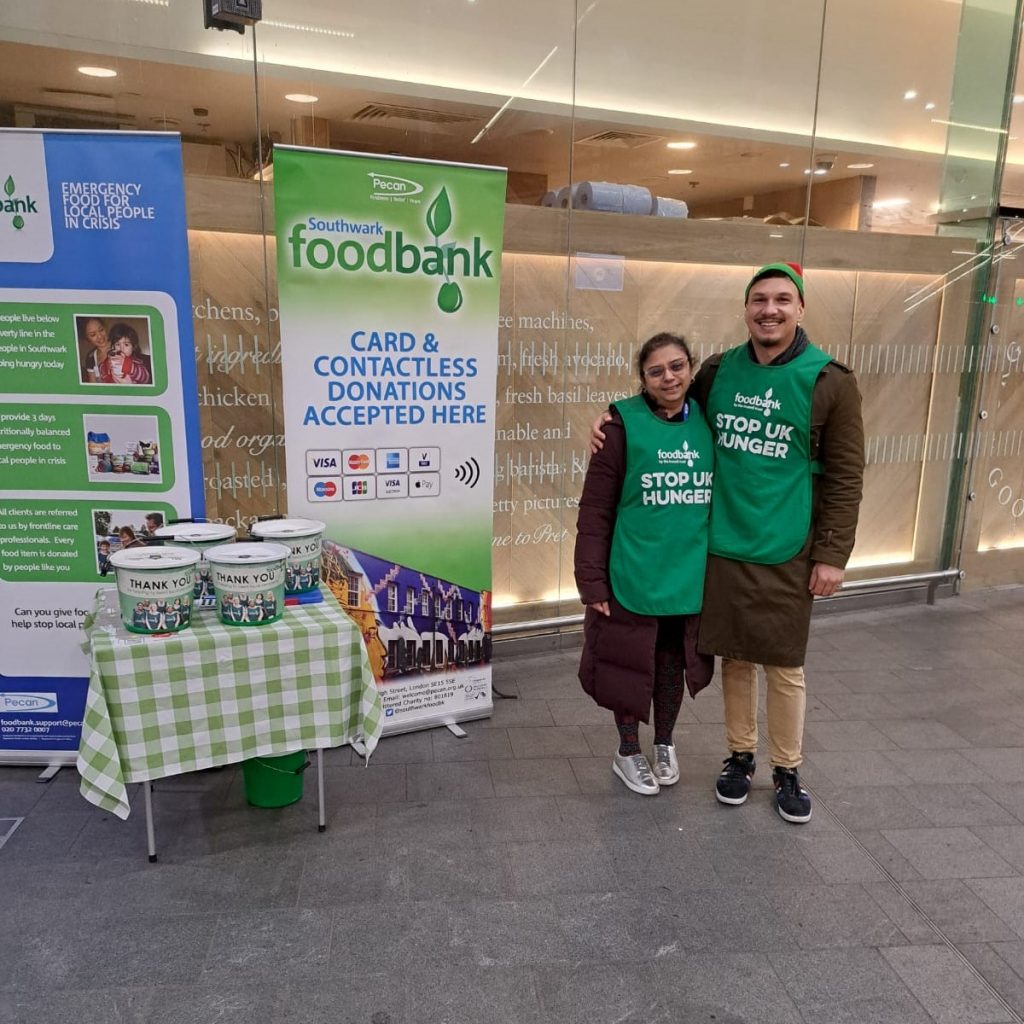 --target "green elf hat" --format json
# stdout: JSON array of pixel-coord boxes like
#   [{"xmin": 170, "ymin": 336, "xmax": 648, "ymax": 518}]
[{"xmin": 745, "ymin": 261, "xmax": 805, "ymax": 302}]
